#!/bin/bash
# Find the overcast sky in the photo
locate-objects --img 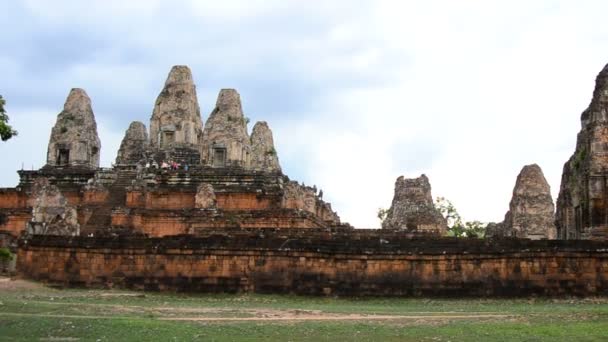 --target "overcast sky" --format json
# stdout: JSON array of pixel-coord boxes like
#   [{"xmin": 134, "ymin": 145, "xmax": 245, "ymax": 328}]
[{"xmin": 1, "ymin": 0, "xmax": 608, "ymax": 227}]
